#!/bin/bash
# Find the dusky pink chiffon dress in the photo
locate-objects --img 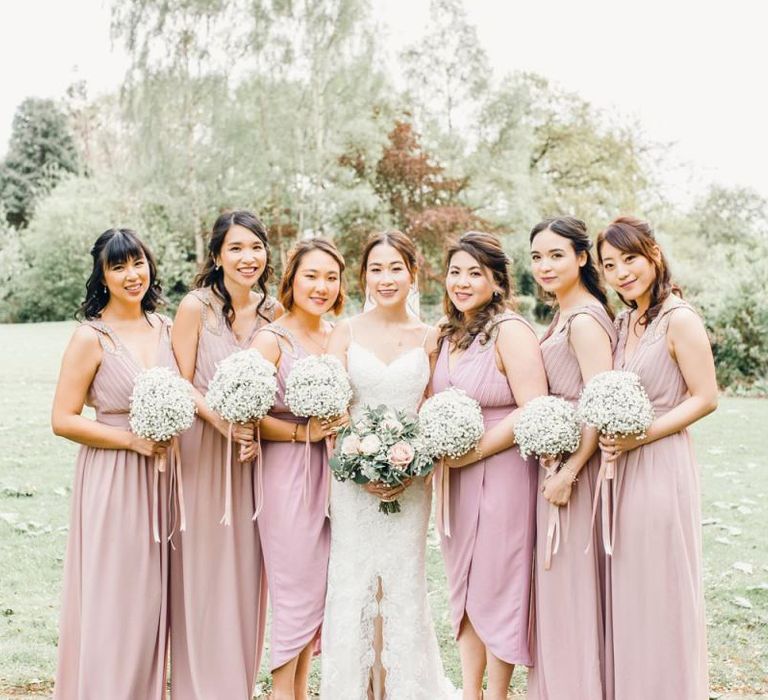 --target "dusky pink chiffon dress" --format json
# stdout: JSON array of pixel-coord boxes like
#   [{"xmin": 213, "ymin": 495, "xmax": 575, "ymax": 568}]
[
  {"xmin": 431, "ymin": 313, "xmax": 539, "ymax": 666},
  {"xmin": 255, "ymin": 325, "xmax": 330, "ymax": 671},
  {"xmin": 527, "ymin": 304, "xmax": 616, "ymax": 700},
  {"xmin": 607, "ymin": 298, "xmax": 709, "ymax": 699},
  {"xmin": 170, "ymin": 288, "xmax": 276, "ymax": 699},
  {"xmin": 54, "ymin": 315, "xmax": 175, "ymax": 700}
]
